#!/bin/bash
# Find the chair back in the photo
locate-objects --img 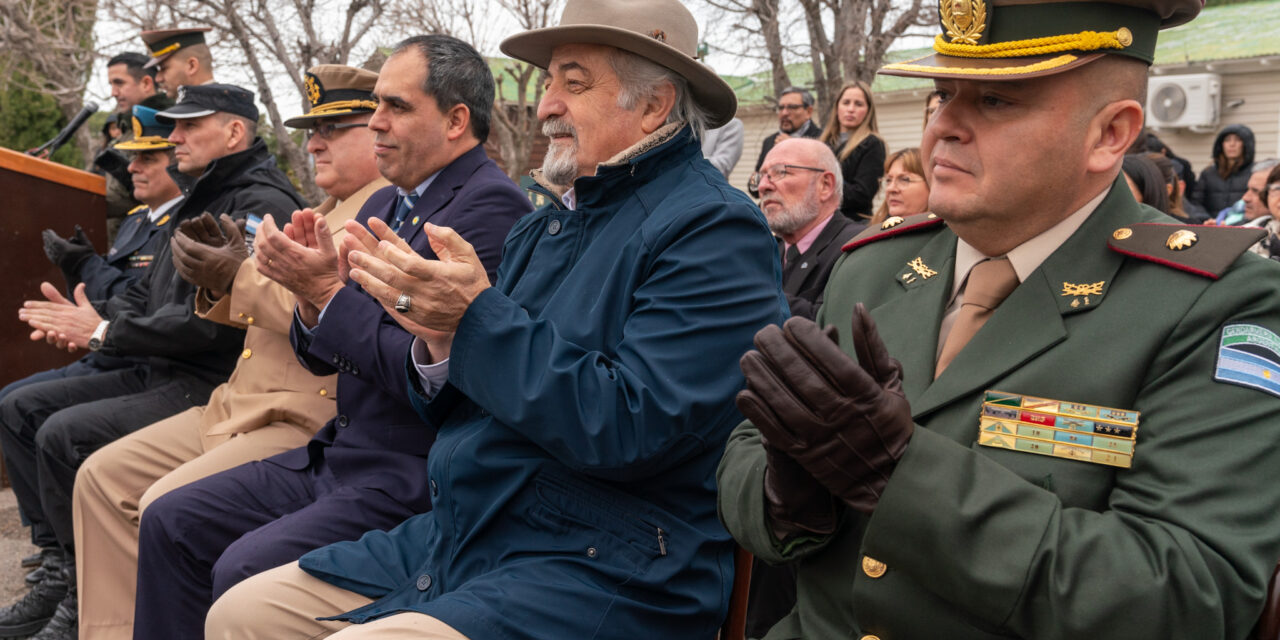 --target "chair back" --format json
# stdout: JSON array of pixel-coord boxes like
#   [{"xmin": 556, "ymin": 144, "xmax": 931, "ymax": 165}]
[{"xmin": 719, "ymin": 546, "xmax": 754, "ymax": 640}]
